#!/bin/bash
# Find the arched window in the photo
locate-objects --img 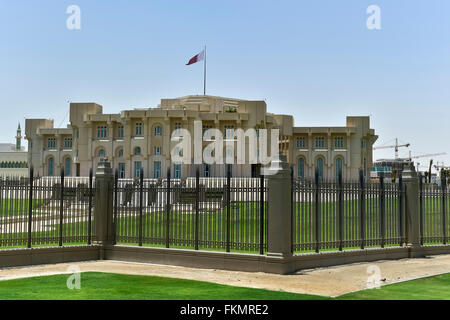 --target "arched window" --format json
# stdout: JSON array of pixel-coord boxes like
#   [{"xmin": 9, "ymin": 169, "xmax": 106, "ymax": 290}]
[
  {"xmin": 225, "ymin": 148, "xmax": 233, "ymax": 163},
  {"xmin": 335, "ymin": 157, "xmax": 343, "ymax": 179},
  {"xmin": 48, "ymin": 157, "xmax": 54, "ymax": 176},
  {"xmin": 316, "ymin": 157, "xmax": 323, "ymax": 181},
  {"xmin": 364, "ymin": 158, "xmax": 367, "ymax": 179},
  {"xmin": 297, "ymin": 157, "xmax": 305, "ymax": 179},
  {"xmin": 65, "ymin": 157, "xmax": 71, "ymax": 176},
  {"xmin": 174, "ymin": 163, "xmax": 181, "ymax": 179},
  {"xmin": 98, "ymin": 149, "xmax": 105, "ymax": 158},
  {"xmin": 118, "ymin": 149, "xmax": 123, "ymax": 158},
  {"xmin": 154, "ymin": 125, "xmax": 162, "ymax": 136},
  {"xmin": 134, "ymin": 147, "xmax": 141, "ymax": 155}
]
